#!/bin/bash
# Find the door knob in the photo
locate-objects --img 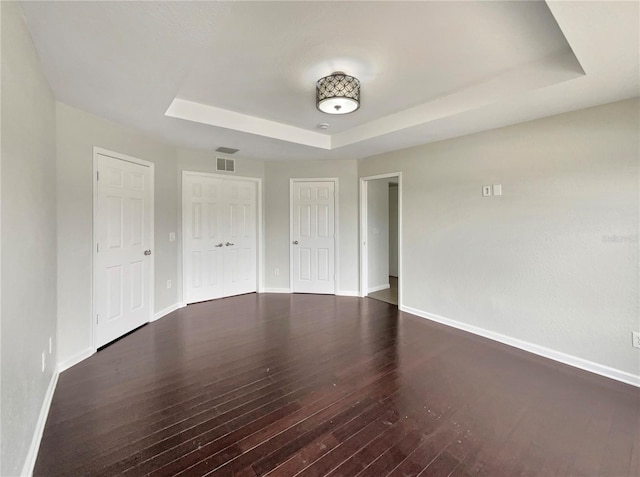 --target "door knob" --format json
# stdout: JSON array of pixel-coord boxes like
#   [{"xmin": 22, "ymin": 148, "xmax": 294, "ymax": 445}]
[
  {"xmin": 215, "ymin": 243, "xmax": 223, "ymax": 247},
  {"xmin": 292, "ymin": 240, "xmax": 299, "ymax": 245},
  {"xmin": 225, "ymin": 242, "xmax": 234, "ymax": 246},
  {"xmin": 144, "ymin": 249, "xmax": 152, "ymax": 256}
]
